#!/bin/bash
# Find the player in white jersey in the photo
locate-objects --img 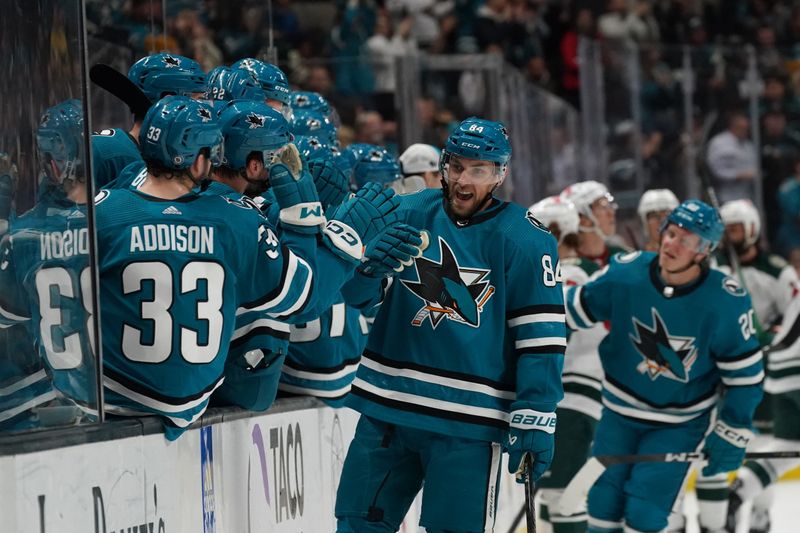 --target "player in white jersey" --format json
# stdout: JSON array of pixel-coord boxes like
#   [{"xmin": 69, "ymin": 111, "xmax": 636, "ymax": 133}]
[
  {"xmin": 637, "ymin": 189, "xmax": 680, "ymax": 252},
  {"xmin": 529, "ymin": 195, "xmax": 605, "ymax": 532}
]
